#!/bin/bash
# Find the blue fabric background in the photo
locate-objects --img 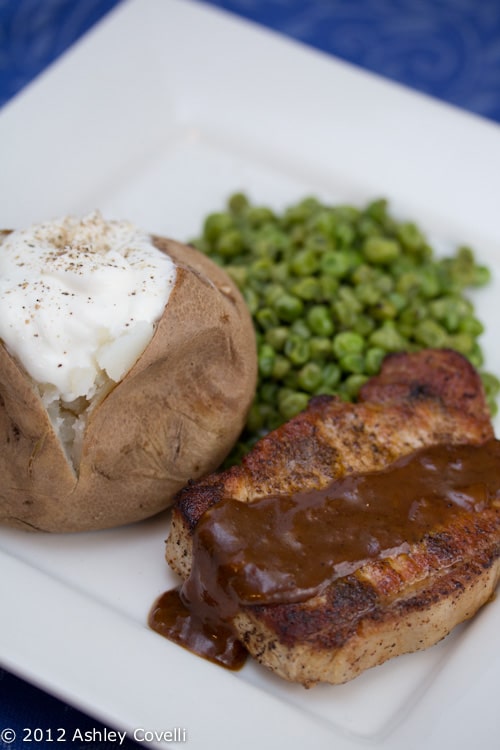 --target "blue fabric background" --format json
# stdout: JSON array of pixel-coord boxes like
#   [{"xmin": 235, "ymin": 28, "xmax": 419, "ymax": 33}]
[
  {"xmin": 0, "ymin": 0, "xmax": 120, "ymax": 106},
  {"xmin": 1, "ymin": 0, "xmax": 500, "ymax": 121},
  {"xmin": 1, "ymin": 0, "xmax": 500, "ymax": 746},
  {"xmin": 1, "ymin": 670, "xmax": 138, "ymax": 749}
]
